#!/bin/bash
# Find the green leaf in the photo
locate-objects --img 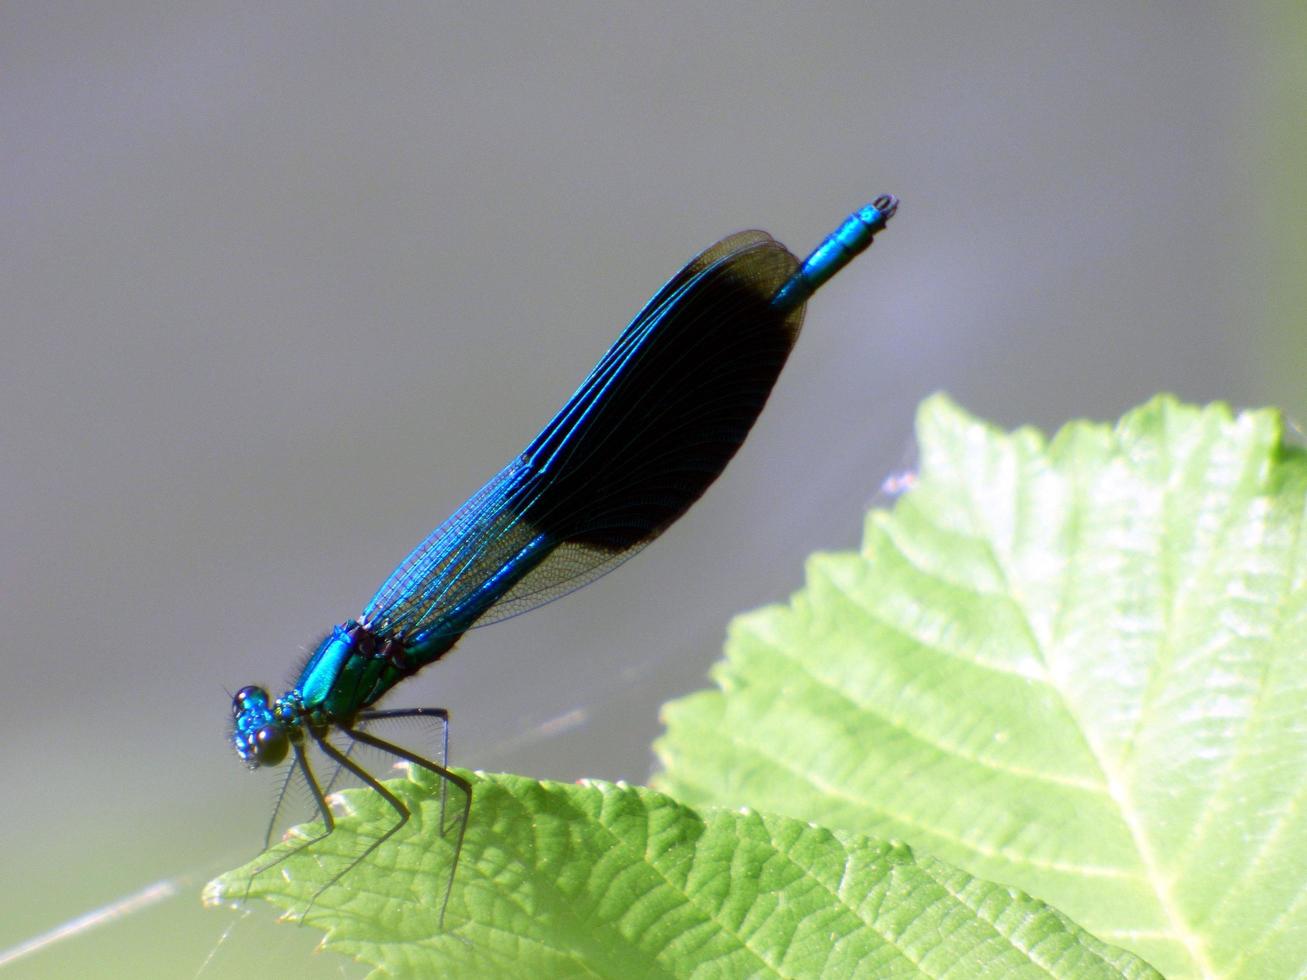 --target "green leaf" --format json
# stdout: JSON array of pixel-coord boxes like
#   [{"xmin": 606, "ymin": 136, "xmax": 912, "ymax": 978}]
[
  {"xmin": 654, "ymin": 394, "xmax": 1307, "ymax": 980},
  {"xmin": 206, "ymin": 770, "xmax": 1157, "ymax": 978}
]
